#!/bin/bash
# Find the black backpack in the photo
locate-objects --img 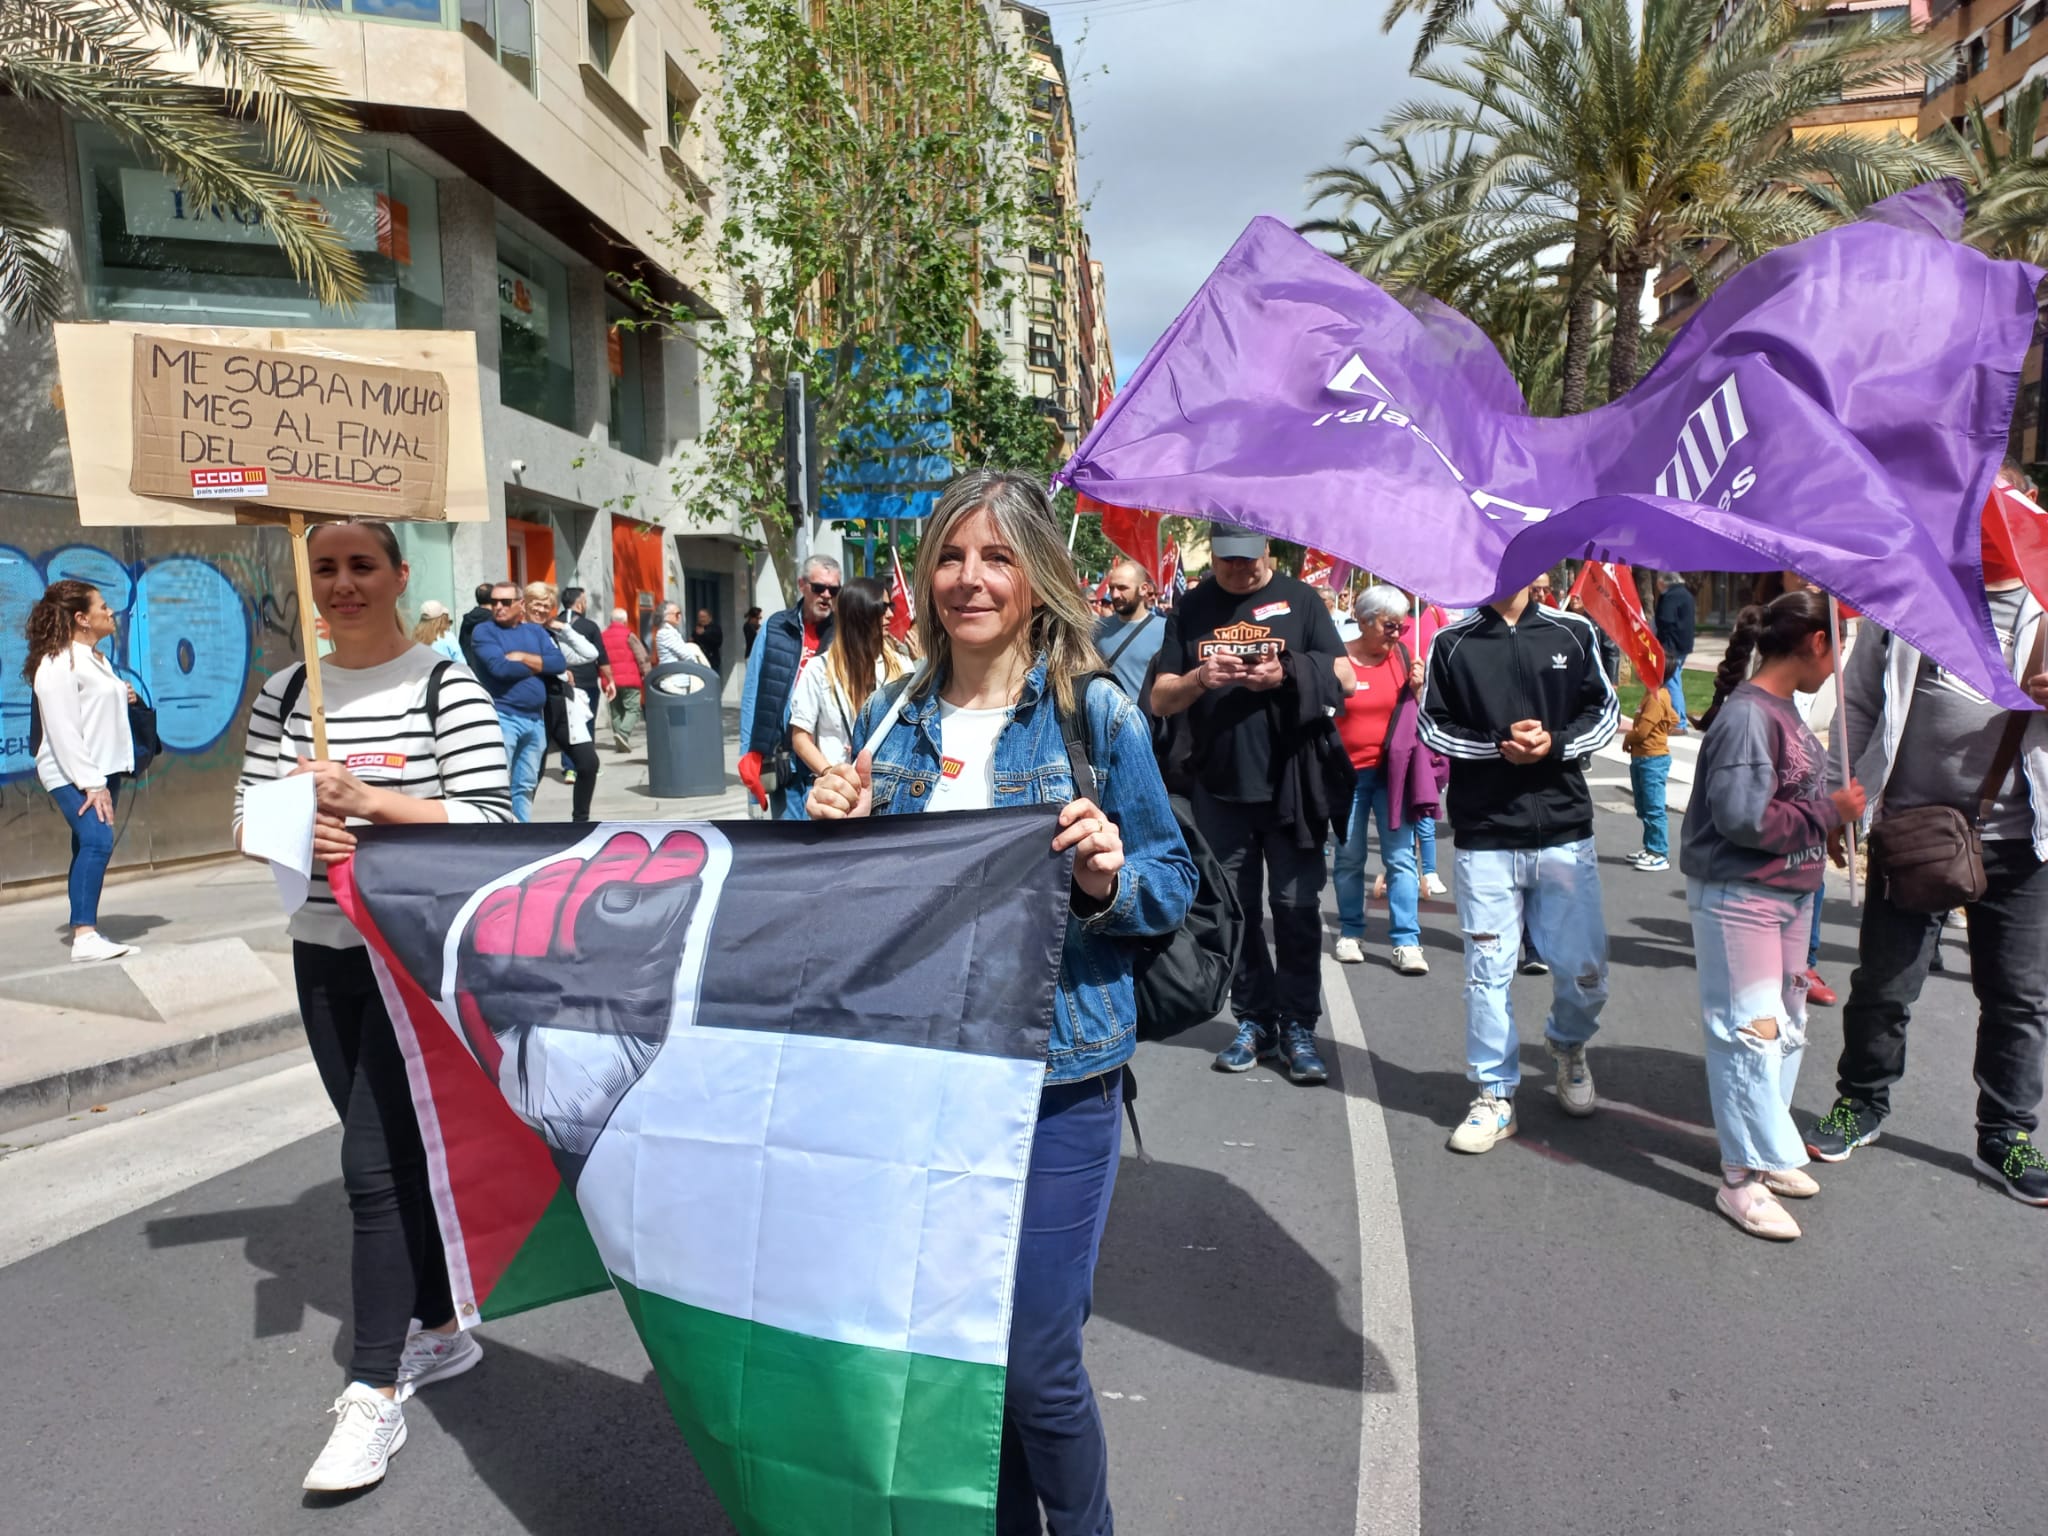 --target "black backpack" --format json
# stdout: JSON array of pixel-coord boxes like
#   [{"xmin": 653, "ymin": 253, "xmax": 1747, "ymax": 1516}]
[
  {"xmin": 1055, "ymin": 673, "xmax": 1244, "ymax": 1042},
  {"xmin": 275, "ymin": 659, "xmax": 453, "ymax": 745}
]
